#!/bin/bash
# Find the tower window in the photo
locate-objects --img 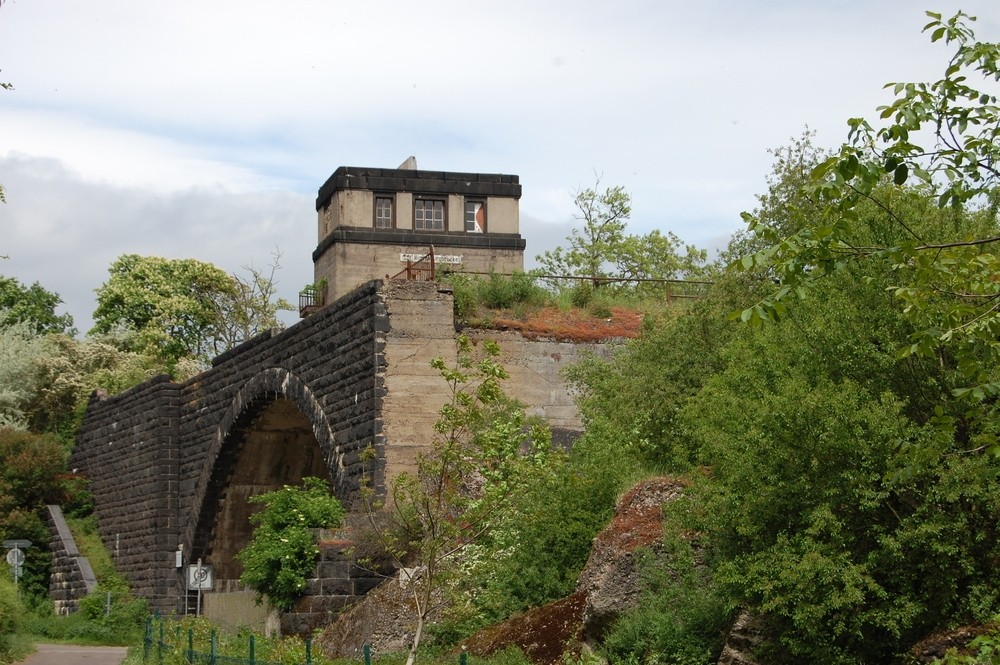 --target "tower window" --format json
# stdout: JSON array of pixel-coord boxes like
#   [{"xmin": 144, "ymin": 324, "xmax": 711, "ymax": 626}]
[
  {"xmin": 465, "ymin": 200, "xmax": 485, "ymax": 233},
  {"xmin": 375, "ymin": 196, "xmax": 394, "ymax": 228},
  {"xmin": 414, "ymin": 199, "xmax": 445, "ymax": 231}
]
